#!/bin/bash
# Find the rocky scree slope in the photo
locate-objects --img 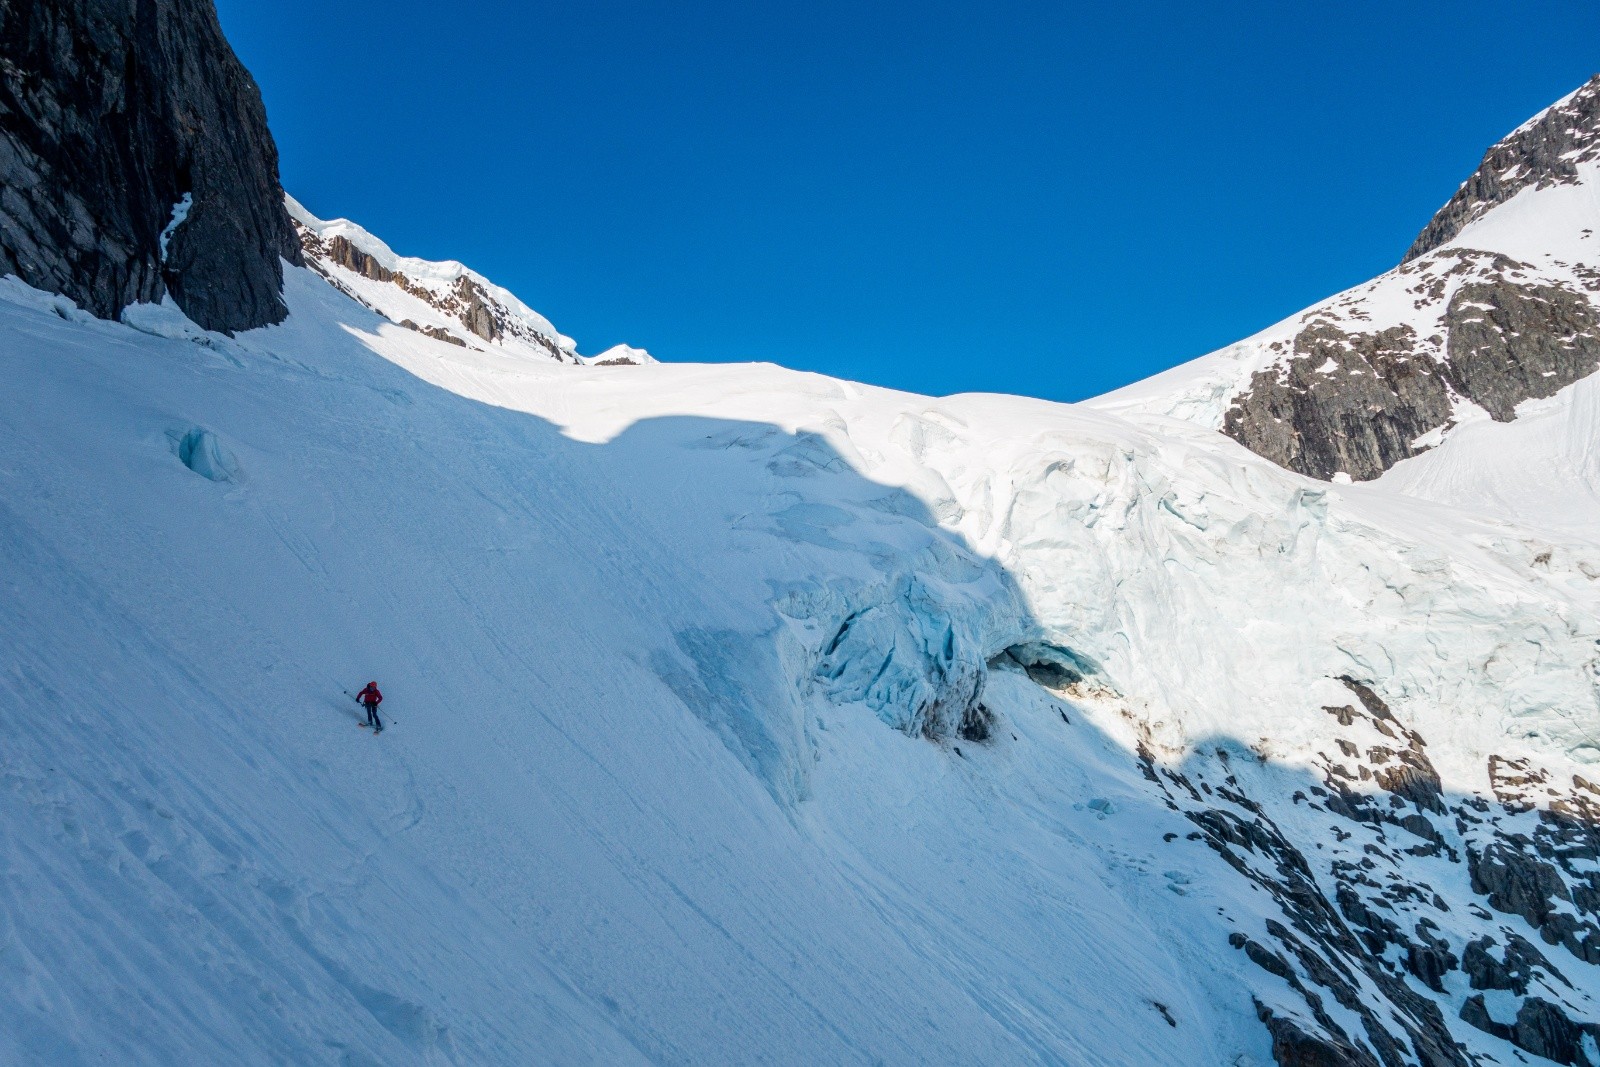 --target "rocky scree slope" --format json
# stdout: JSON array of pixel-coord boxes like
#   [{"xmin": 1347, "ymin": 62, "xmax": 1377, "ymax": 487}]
[
  {"xmin": 1096, "ymin": 75, "xmax": 1600, "ymax": 484},
  {"xmin": 1138, "ymin": 677, "xmax": 1600, "ymax": 1067},
  {"xmin": 0, "ymin": 0, "xmax": 301, "ymax": 333}
]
